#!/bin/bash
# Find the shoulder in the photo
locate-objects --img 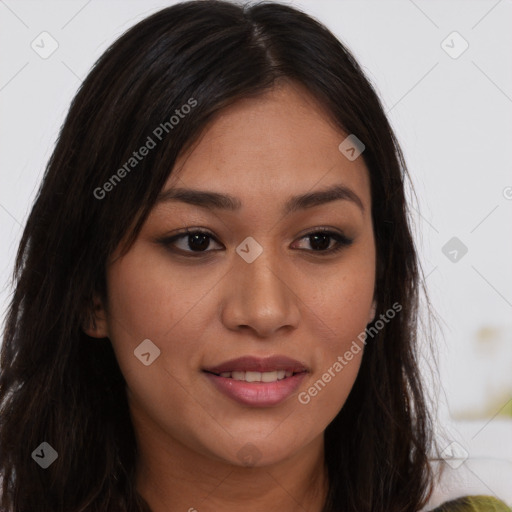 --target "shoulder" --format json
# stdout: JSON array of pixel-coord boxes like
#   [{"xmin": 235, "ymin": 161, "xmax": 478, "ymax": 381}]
[{"xmin": 429, "ymin": 495, "xmax": 512, "ymax": 511}]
